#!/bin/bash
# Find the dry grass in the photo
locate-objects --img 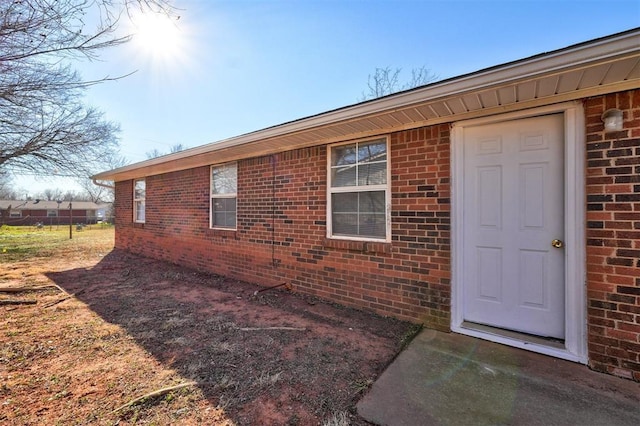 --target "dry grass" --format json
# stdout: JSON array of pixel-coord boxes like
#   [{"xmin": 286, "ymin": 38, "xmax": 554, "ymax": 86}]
[
  {"xmin": 0, "ymin": 227, "xmax": 236, "ymax": 424},
  {"xmin": 0, "ymin": 226, "xmax": 417, "ymax": 425}
]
